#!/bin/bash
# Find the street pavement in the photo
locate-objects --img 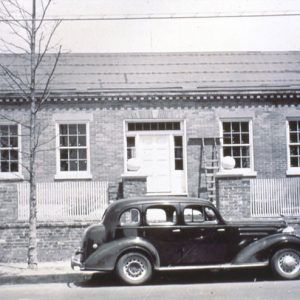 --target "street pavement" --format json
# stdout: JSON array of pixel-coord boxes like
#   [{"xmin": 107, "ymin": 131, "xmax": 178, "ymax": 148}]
[{"xmin": 0, "ymin": 270, "xmax": 299, "ymax": 300}]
